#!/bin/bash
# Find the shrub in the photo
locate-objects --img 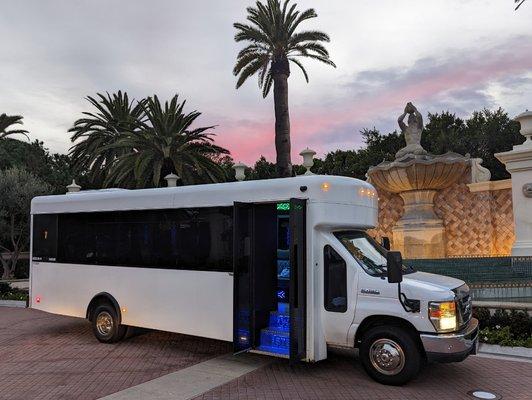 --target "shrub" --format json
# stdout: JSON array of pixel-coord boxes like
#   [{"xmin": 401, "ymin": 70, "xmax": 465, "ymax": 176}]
[
  {"xmin": 480, "ymin": 326, "xmax": 532, "ymax": 348},
  {"xmin": 0, "ymin": 282, "xmax": 10, "ymax": 294},
  {"xmin": 473, "ymin": 307, "xmax": 491, "ymax": 328},
  {"xmin": 474, "ymin": 307, "xmax": 532, "ymax": 347},
  {"xmin": 0, "ymin": 282, "xmax": 28, "ymax": 301}
]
